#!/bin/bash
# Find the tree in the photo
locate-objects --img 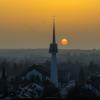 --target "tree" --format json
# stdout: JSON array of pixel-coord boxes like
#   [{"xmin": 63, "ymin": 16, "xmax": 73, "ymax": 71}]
[
  {"xmin": 66, "ymin": 85, "xmax": 97, "ymax": 100},
  {"xmin": 88, "ymin": 61, "xmax": 96, "ymax": 76},
  {"xmin": 42, "ymin": 80, "xmax": 60, "ymax": 98}
]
